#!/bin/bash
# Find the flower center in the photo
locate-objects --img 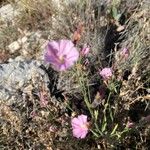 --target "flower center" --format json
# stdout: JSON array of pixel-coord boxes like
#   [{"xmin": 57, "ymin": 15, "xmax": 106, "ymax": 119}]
[
  {"xmin": 80, "ymin": 123, "xmax": 89, "ymax": 130},
  {"xmin": 58, "ymin": 55, "xmax": 66, "ymax": 64}
]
